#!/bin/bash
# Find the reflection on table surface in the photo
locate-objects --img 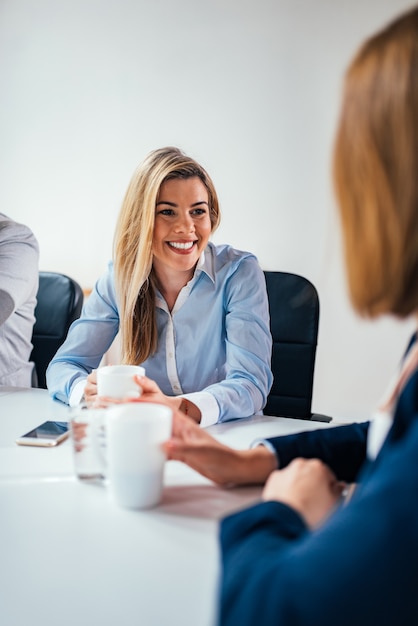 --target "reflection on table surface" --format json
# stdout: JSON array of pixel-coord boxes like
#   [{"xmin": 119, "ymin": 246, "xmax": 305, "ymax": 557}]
[{"xmin": 0, "ymin": 386, "xmax": 337, "ymax": 626}]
